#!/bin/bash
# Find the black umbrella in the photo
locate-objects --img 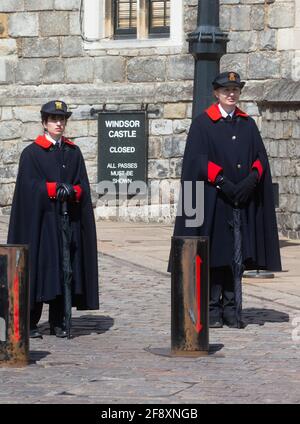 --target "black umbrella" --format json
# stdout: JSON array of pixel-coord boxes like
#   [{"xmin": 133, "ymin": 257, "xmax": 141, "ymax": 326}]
[
  {"xmin": 232, "ymin": 208, "xmax": 244, "ymax": 328},
  {"xmin": 60, "ymin": 200, "xmax": 72, "ymax": 339}
]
